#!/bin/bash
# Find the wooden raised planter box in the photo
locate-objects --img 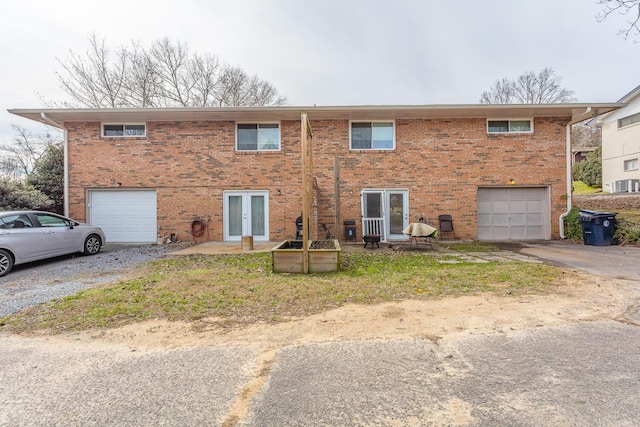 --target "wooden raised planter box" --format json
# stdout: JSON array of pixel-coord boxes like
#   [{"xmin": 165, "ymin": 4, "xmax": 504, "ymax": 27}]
[{"xmin": 271, "ymin": 239, "xmax": 341, "ymax": 273}]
